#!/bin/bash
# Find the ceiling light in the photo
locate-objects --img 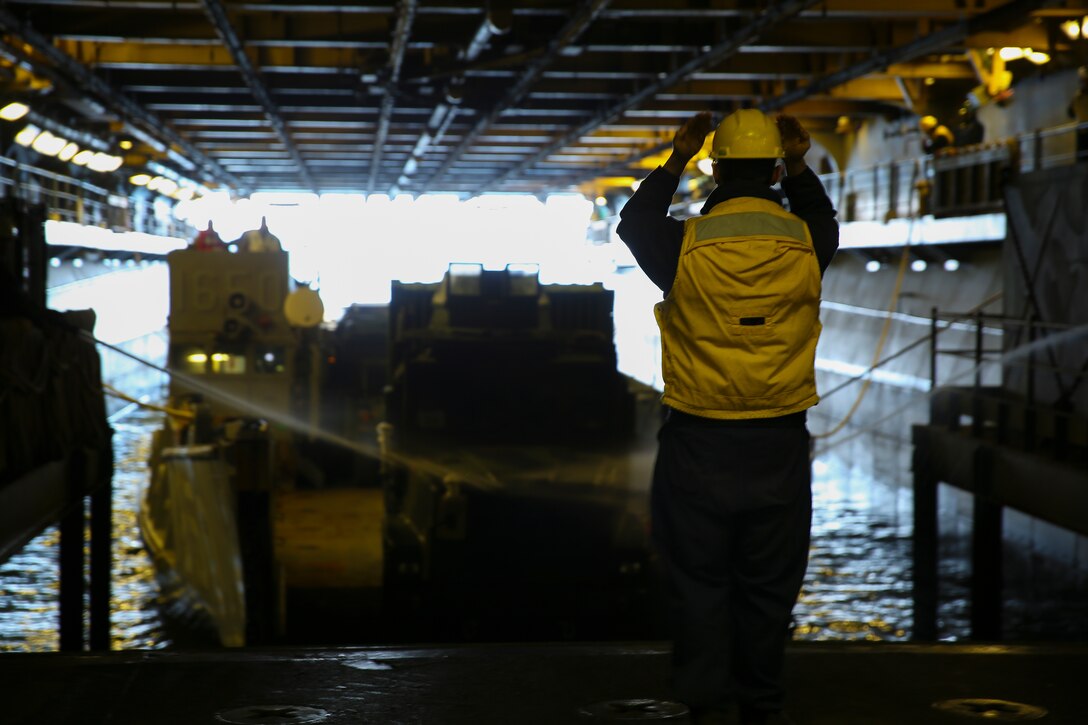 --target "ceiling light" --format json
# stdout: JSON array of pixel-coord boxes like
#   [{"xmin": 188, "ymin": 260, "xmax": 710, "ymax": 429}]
[
  {"xmin": 71, "ymin": 150, "xmax": 94, "ymax": 166},
  {"xmin": 119, "ymin": 139, "xmax": 133, "ymax": 150},
  {"xmin": 31, "ymin": 130, "xmax": 66, "ymax": 156},
  {"xmin": 173, "ymin": 187, "xmax": 195, "ymax": 201},
  {"xmin": 999, "ymin": 47, "xmax": 1025, "ymax": 61},
  {"xmin": 1025, "ymin": 50, "xmax": 1050, "ymax": 65},
  {"xmin": 924, "ymin": 77, "xmax": 935, "ymax": 86},
  {"xmin": 146, "ymin": 176, "xmax": 163, "ymax": 191},
  {"xmin": 130, "ymin": 173, "xmax": 152, "ymax": 186},
  {"xmin": 911, "ymin": 259, "xmax": 927, "ymax": 272},
  {"xmin": 595, "ymin": 195, "xmax": 607, "ymax": 206},
  {"xmin": 14, "ymin": 124, "xmax": 41, "ymax": 146},
  {"xmin": 58, "ymin": 142, "xmax": 79, "ymax": 161},
  {"xmin": 87, "ymin": 152, "xmax": 123, "ymax": 172},
  {"xmin": 0, "ymin": 102, "xmax": 30, "ymax": 121},
  {"xmin": 156, "ymin": 178, "xmax": 178, "ymax": 196},
  {"xmin": 1082, "ymin": 16, "xmax": 1088, "ymax": 37},
  {"xmin": 944, "ymin": 259, "xmax": 960, "ymax": 272},
  {"xmin": 1061, "ymin": 19, "xmax": 1081, "ymax": 39},
  {"xmin": 865, "ymin": 260, "xmax": 881, "ymax": 273}
]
